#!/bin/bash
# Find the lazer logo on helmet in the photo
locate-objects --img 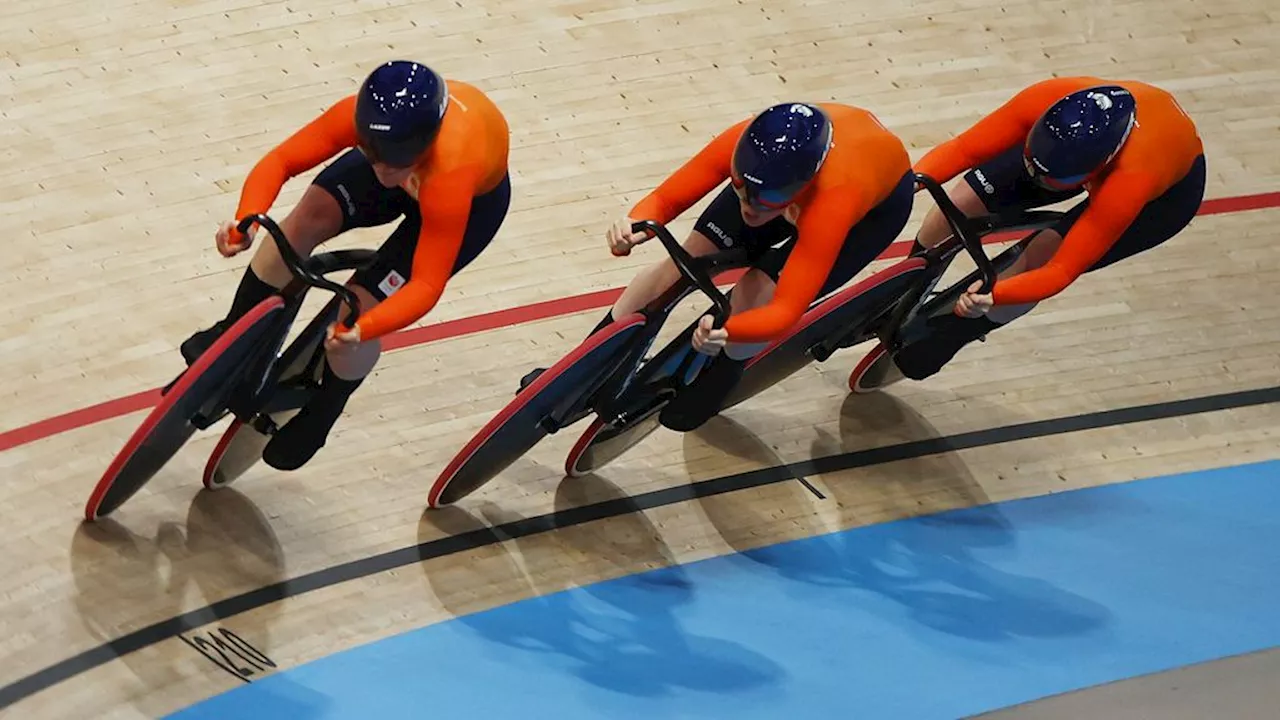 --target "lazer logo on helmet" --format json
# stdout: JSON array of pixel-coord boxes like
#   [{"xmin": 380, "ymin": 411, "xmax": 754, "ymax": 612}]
[
  {"xmin": 367, "ymin": 123, "xmax": 392, "ymax": 132},
  {"xmin": 1086, "ymin": 88, "xmax": 1131, "ymax": 112}
]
